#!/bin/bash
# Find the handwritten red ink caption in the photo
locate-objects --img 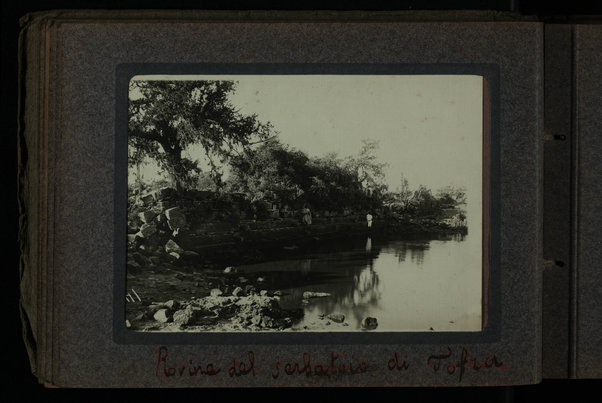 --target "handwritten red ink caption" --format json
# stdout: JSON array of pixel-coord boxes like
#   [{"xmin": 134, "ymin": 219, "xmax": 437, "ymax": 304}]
[
  {"xmin": 155, "ymin": 346, "xmax": 507, "ymax": 382},
  {"xmin": 154, "ymin": 347, "xmax": 367, "ymax": 379},
  {"xmin": 270, "ymin": 352, "xmax": 368, "ymax": 379},
  {"xmin": 155, "ymin": 346, "xmax": 221, "ymax": 378},
  {"xmin": 426, "ymin": 345, "xmax": 508, "ymax": 382},
  {"xmin": 387, "ymin": 352, "xmax": 411, "ymax": 371}
]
